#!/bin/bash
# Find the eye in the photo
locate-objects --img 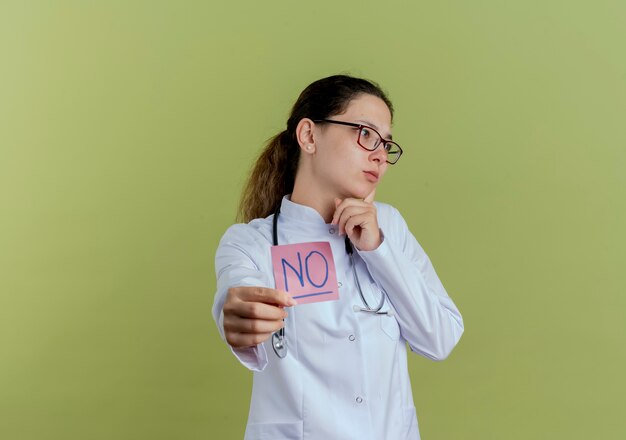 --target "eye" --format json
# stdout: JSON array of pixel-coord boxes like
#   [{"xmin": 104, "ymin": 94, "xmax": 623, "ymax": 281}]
[
  {"xmin": 383, "ymin": 143, "xmax": 392, "ymax": 153},
  {"xmin": 359, "ymin": 127, "xmax": 371, "ymax": 138}
]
